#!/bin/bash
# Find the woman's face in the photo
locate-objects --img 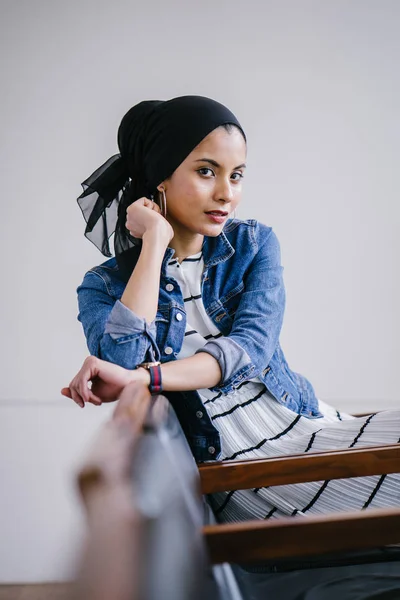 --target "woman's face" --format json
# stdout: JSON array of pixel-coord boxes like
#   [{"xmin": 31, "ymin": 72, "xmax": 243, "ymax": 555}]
[{"xmin": 161, "ymin": 126, "xmax": 247, "ymax": 238}]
